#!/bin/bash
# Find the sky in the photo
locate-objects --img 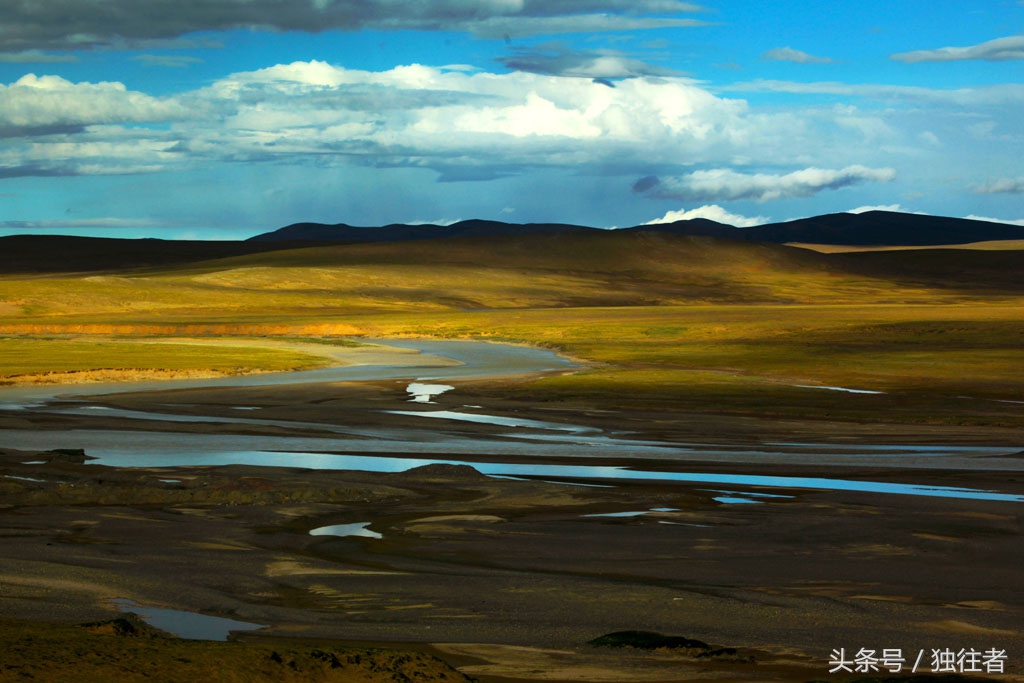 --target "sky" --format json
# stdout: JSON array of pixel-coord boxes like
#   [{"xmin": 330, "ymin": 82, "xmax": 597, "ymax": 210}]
[{"xmin": 0, "ymin": 0, "xmax": 1022, "ymax": 239}]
